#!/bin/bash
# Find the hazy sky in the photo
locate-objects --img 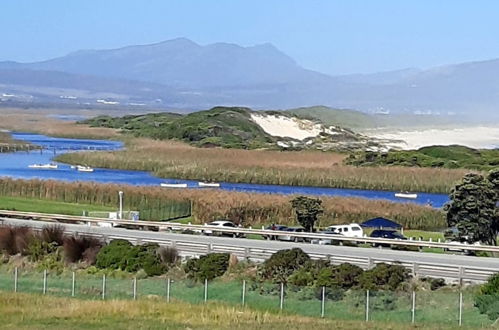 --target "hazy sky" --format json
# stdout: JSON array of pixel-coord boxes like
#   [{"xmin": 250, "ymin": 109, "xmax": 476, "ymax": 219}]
[{"xmin": 2, "ymin": 0, "xmax": 499, "ymax": 75}]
